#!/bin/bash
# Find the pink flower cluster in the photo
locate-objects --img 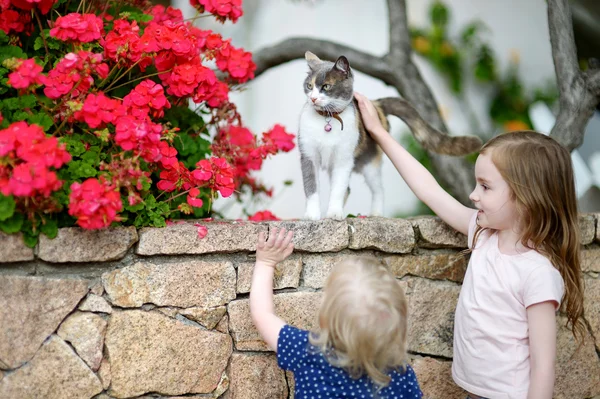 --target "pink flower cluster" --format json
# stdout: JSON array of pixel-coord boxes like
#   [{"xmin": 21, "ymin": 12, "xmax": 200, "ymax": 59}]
[
  {"xmin": 7, "ymin": 59, "xmax": 46, "ymax": 89},
  {"xmin": 0, "ymin": 122, "xmax": 71, "ymax": 198},
  {"xmin": 190, "ymin": 0, "xmax": 243, "ymax": 23},
  {"xmin": 43, "ymin": 51, "xmax": 109, "ymax": 99},
  {"xmin": 68, "ymin": 178, "xmax": 122, "ymax": 229},
  {"xmin": 49, "ymin": 13, "xmax": 104, "ymax": 43}
]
